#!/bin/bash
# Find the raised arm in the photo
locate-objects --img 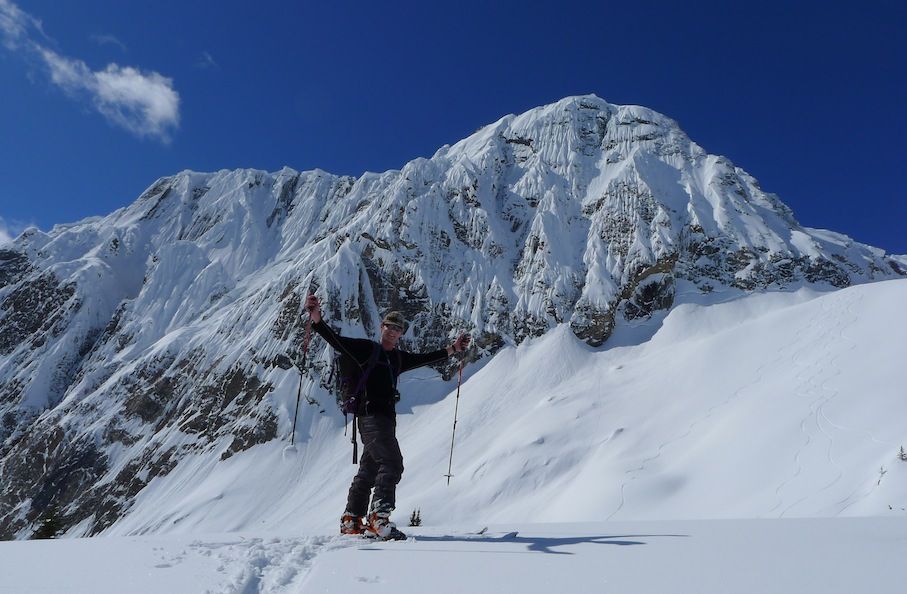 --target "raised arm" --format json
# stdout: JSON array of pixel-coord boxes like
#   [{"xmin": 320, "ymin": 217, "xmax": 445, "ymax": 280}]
[
  {"xmin": 304, "ymin": 294, "xmax": 368, "ymax": 361},
  {"xmin": 445, "ymin": 333, "xmax": 471, "ymax": 357},
  {"xmin": 305, "ymin": 293, "xmax": 322, "ymax": 324},
  {"xmin": 399, "ymin": 333, "xmax": 471, "ymax": 373}
]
